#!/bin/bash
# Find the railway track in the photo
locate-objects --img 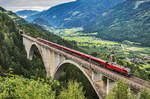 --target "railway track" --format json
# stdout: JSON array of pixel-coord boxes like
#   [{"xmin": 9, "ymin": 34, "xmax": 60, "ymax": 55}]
[{"xmin": 128, "ymin": 76, "xmax": 150, "ymax": 89}]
